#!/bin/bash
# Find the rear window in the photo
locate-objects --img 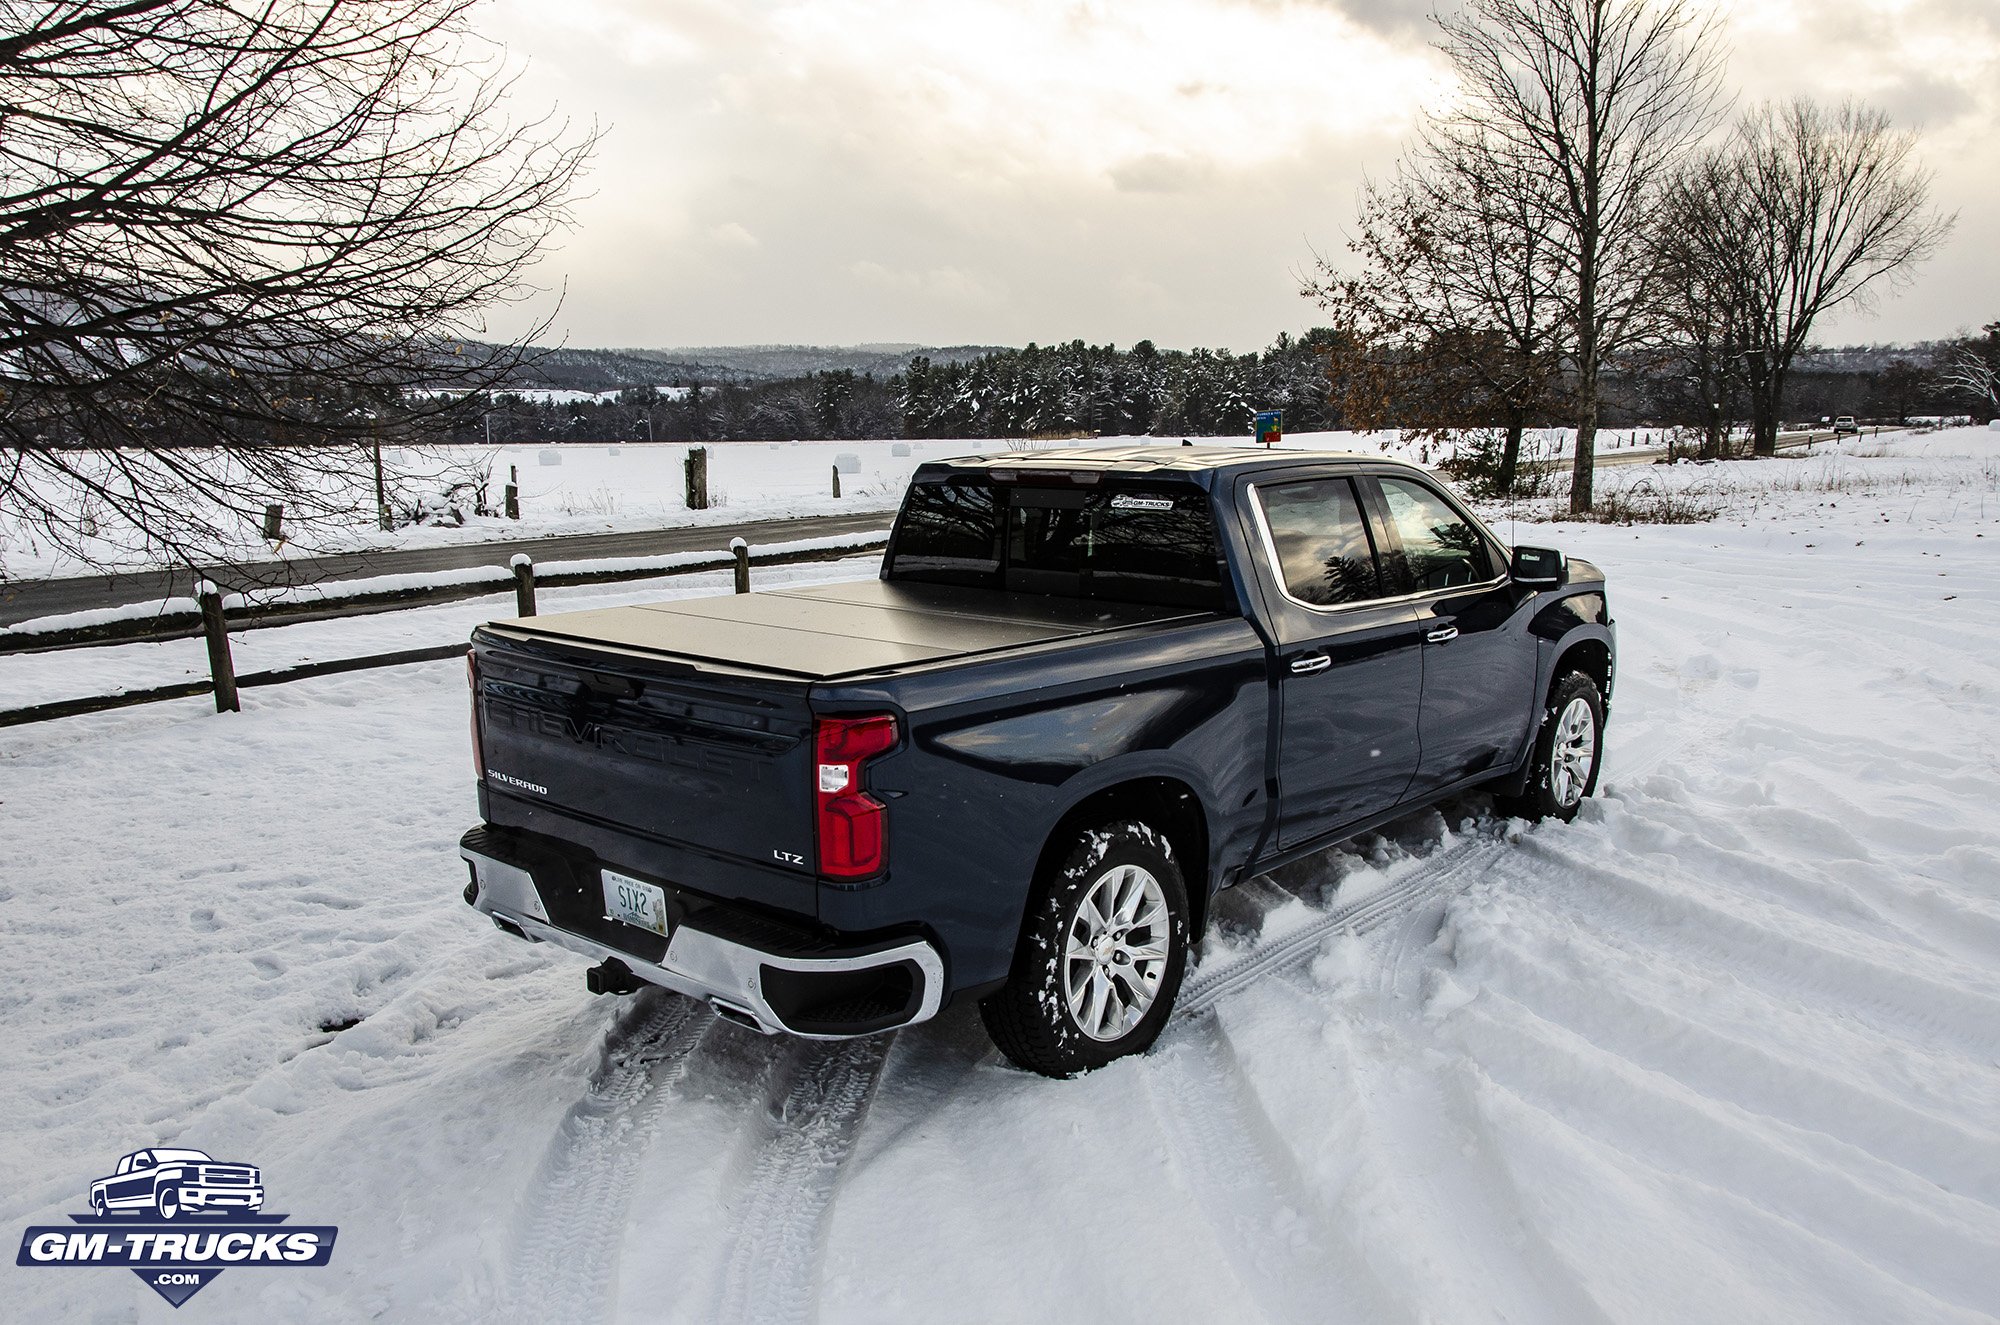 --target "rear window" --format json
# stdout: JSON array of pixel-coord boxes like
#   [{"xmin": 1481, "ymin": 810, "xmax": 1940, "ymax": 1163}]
[{"xmin": 888, "ymin": 477, "xmax": 1227, "ymax": 610}]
